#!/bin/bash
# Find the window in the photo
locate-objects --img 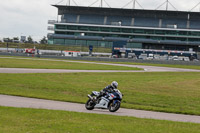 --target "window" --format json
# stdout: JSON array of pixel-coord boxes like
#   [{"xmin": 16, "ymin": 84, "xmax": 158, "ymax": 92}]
[
  {"xmin": 189, "ymin": 31, "xmax": 200, "ymax": 36},
  {"xmin": 178, "ymin": 31, "xmax": 188, "ymax": 36},
  {"xmin": 155, "ymin": 30, "xmax": 165, "ymax": 35},
  {"xmin": 76, "ymin": 40, "xmax": 87, "ymax": 46},
  {"xmin": 78, "ymin": 26, "xmax": 89, "ymax": 31},
  {"xmin": 56, "ymin": 25, "xmax": 66, "ymax": 29},
  {"xmin": 122, "ymin": 28, "xmax": 132, "ymax": 33},
  {"xmin": 54, "ymin": 39, "xmax": 65, "ymax": 45},
  {"xmin": 67, "ymin": 26, "xmax": 77, "ymax": 30},
  {"xmin": 133, "ymin": 29, "xmax": 144, "ymax": 33},
  {"xmin": 188, "ymin": 38, "xmax": 200, "ymax": 42},
  {"xmin": 65, "ymin": 39, "xmax": 76, "ymax": 45},
  {"xmin": 101, "ymin": 27, "xmax": 110, "ymax": 32},
  {"xmin": 166, "ymin": 31, "xmax": 177, "ymax": 35},
  {"xmin": 87, "ymin": 41, "xmax": 98, "ymax": 46},
  {"xmin": 55, "ymin": 31, "xmax": 65, "ymax": 34},
  {"xmin": 89, "ymin": 27, "xmax": 99, "ymax": 31},
  {"xmin": 145, "ymin": 30, "xmax": 154, "ymax": 34},
  {"xmin": 111, "ymin": 28, "xmax": 121, "ymax": 32}
]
